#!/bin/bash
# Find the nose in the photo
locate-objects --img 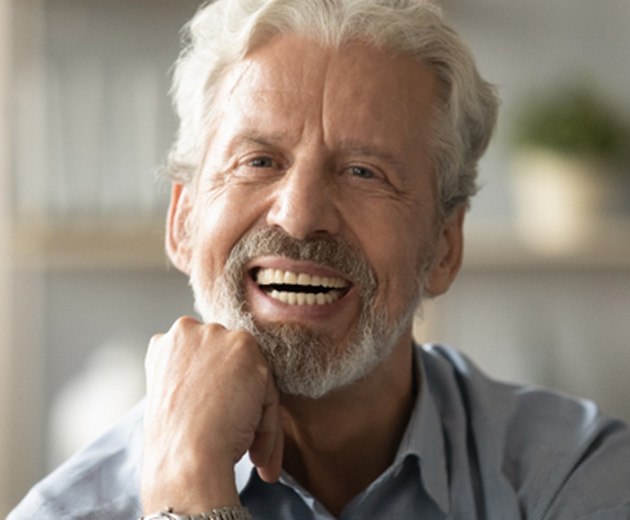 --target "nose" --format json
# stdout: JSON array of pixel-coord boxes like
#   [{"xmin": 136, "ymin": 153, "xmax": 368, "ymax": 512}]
[{"xmin": 266, "ymin": 159, "xmax": 341, "ymax": 240}]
